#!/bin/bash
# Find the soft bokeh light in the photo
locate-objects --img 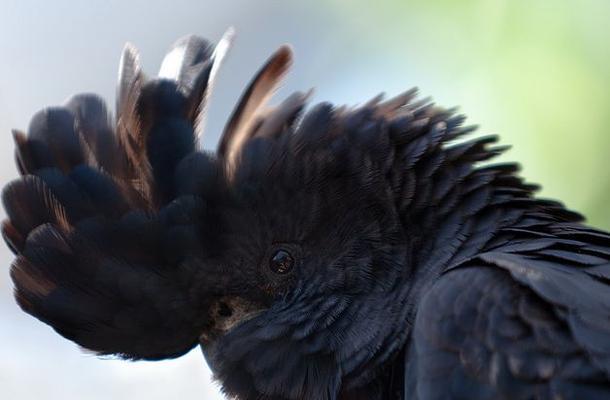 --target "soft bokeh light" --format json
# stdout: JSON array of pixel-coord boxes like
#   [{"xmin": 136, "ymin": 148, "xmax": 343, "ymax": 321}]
[{"xmin": 1, "ymin": 1, "xmax": 608, "ymax": 398}]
